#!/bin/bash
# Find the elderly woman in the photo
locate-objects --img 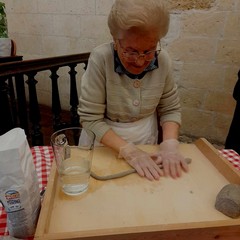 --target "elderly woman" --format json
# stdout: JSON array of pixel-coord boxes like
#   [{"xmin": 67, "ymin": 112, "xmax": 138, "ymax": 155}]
[{"xmin": 78, "ymin": 0, "xmax": 189, "ymax": 181}]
